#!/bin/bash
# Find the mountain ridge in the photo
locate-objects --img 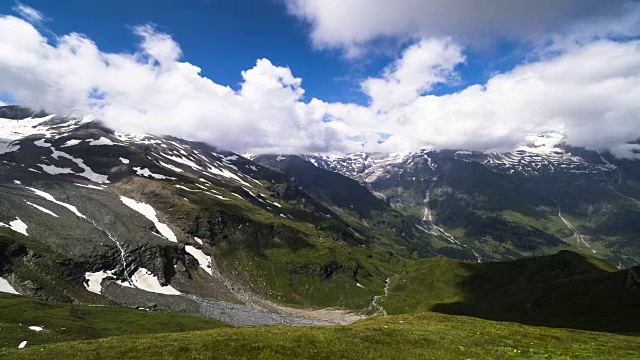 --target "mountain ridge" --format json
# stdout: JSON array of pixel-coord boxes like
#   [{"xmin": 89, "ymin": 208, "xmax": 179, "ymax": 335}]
[{"xmin": 1, "ymin": 105, "xmax": 639, "ymax": 329}]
